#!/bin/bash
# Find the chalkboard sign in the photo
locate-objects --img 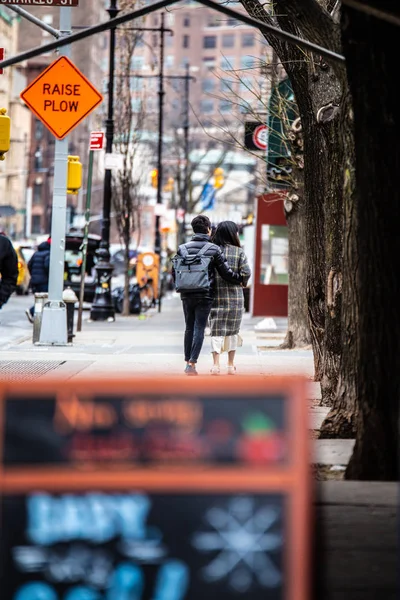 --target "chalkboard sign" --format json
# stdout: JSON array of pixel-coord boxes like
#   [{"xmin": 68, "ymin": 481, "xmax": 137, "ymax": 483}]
[
  {"xmin": 0, "ymin": 376, "xmax": 310, "ymax": 600},
  {"xmin": 3, "ymin": 394, "xmax": 287, "ymax": 468}
]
